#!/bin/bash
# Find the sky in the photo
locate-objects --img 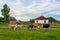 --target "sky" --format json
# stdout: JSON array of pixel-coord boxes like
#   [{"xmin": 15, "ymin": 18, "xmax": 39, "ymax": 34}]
[{"xmin": 0, "ymin": 0, "xmax": 60, "ymax": 21}]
